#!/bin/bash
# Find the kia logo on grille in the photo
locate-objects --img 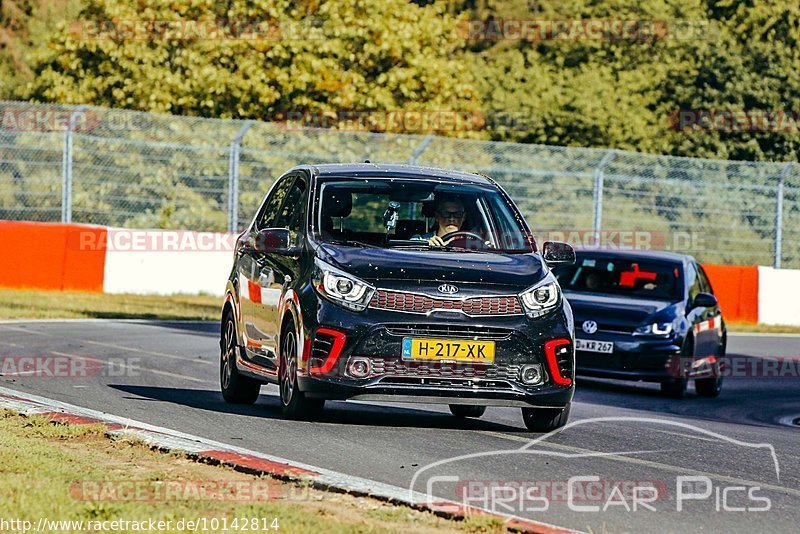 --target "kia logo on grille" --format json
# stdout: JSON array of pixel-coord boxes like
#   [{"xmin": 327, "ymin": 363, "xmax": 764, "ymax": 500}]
[
  {"xmin": 438, "ymin": 284, "xmax": 459, "ymax": 295},
  {"xmin": 582, "ymin": 320, "xmax": 598, "ymax": 334}
]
